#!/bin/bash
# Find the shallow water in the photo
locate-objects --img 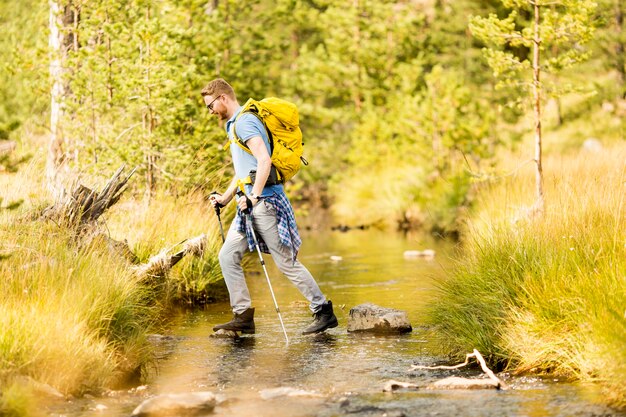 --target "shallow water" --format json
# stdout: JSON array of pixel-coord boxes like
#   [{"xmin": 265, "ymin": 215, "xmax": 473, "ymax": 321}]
[{"xmin": 48, "ymin": 229, "xmax": 622, "ymax": 417}]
